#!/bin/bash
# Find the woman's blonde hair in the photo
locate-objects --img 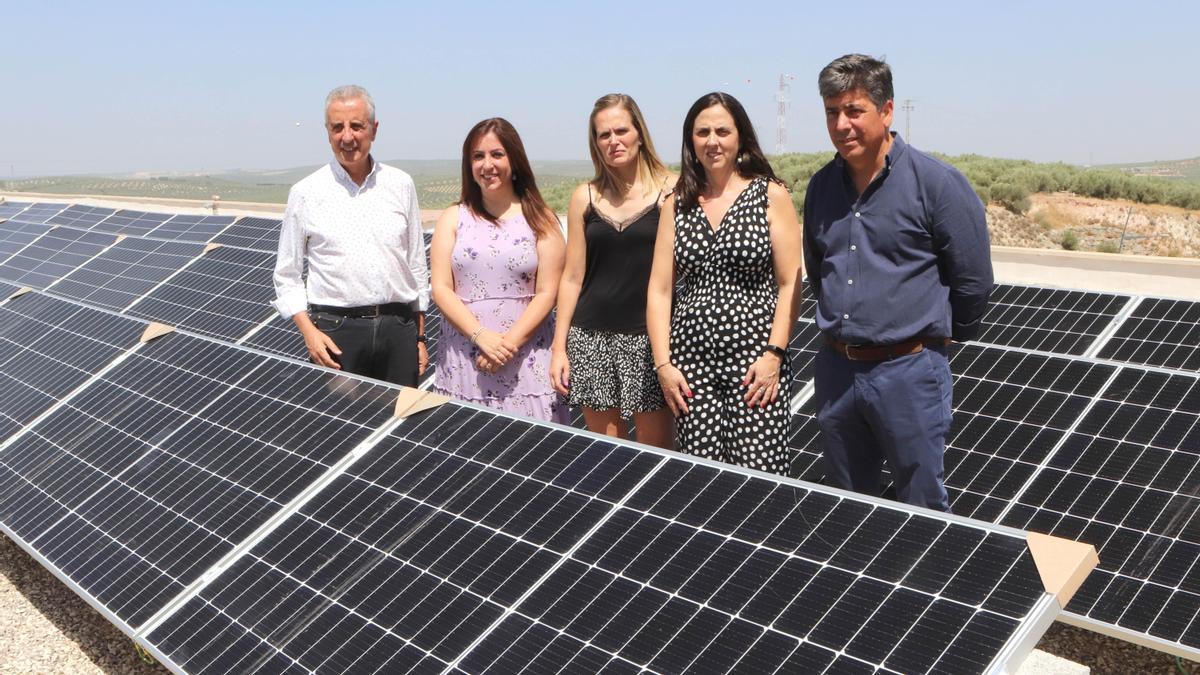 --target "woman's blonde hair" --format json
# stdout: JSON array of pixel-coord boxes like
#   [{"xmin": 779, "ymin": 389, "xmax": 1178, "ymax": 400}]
[{"xmin": 587, "ymin": 94, "xmax": 669, "ymax": 198}]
